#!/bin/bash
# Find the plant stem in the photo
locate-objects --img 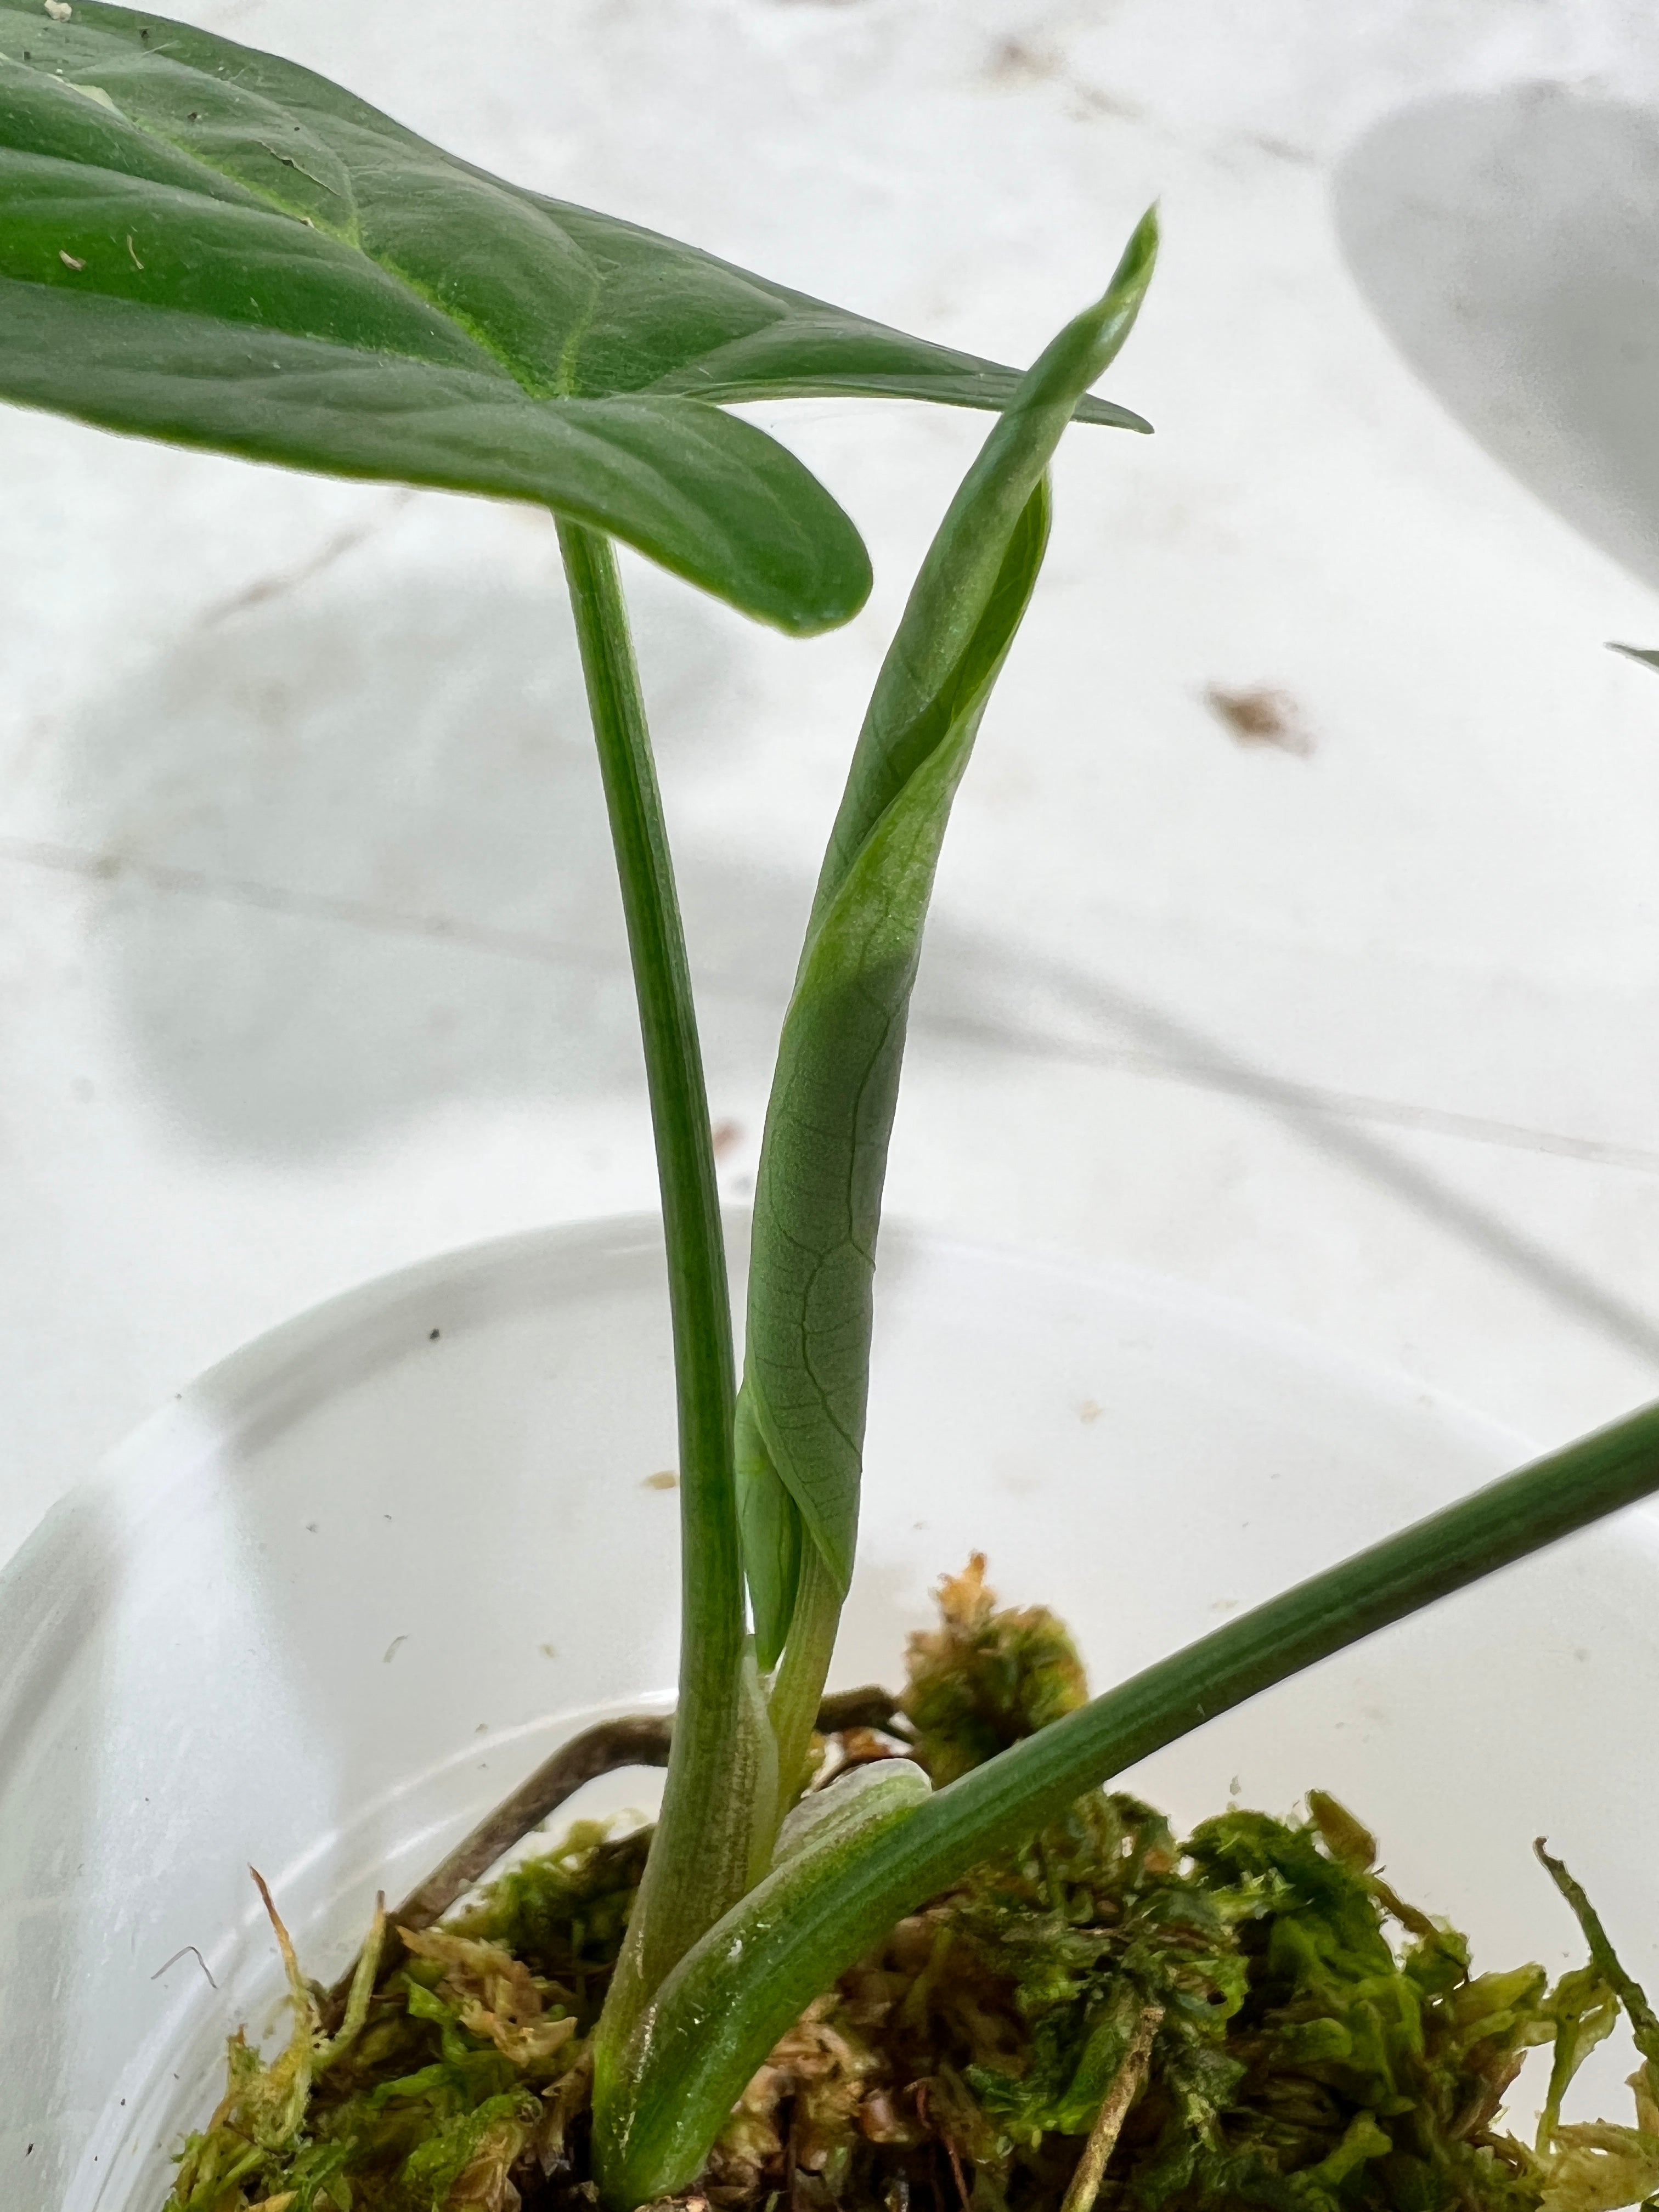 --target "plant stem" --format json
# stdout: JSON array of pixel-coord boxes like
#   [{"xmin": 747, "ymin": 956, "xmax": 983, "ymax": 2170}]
[
  {"xmin": 1059, "ymin": 2005, "xmax": 1163, "ymax": 2212},
  {"xmin": 769, "ymin": 1543, "xmax": 844, "ymax": 1809},
  {"xmin": 555, "ymin": 522, "xmax": 751, "ymax": 2050},
  {"xmin": 600, "ymin": 1396, "xmax": 1659, "ymax": 2206}
]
